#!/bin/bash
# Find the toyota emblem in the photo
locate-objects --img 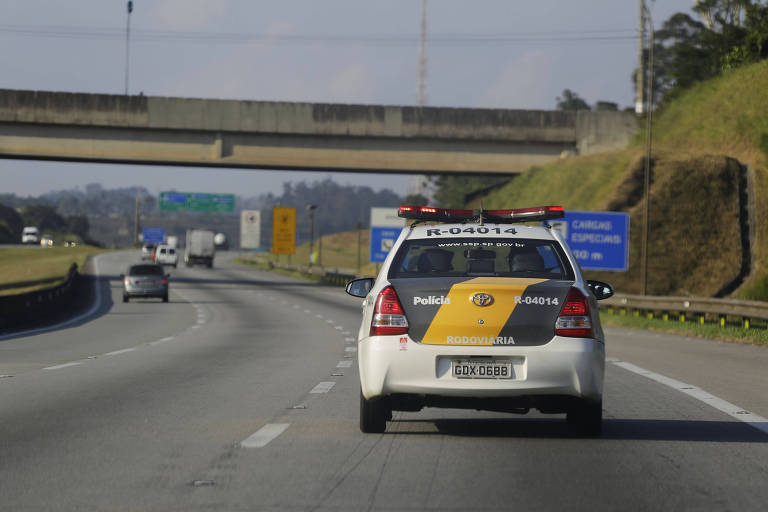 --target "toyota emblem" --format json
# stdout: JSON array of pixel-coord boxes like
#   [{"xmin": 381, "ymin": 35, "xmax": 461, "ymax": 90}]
[{"xmin": 471, "ymin": 292, "xmax": 493, "ymax": 307}]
